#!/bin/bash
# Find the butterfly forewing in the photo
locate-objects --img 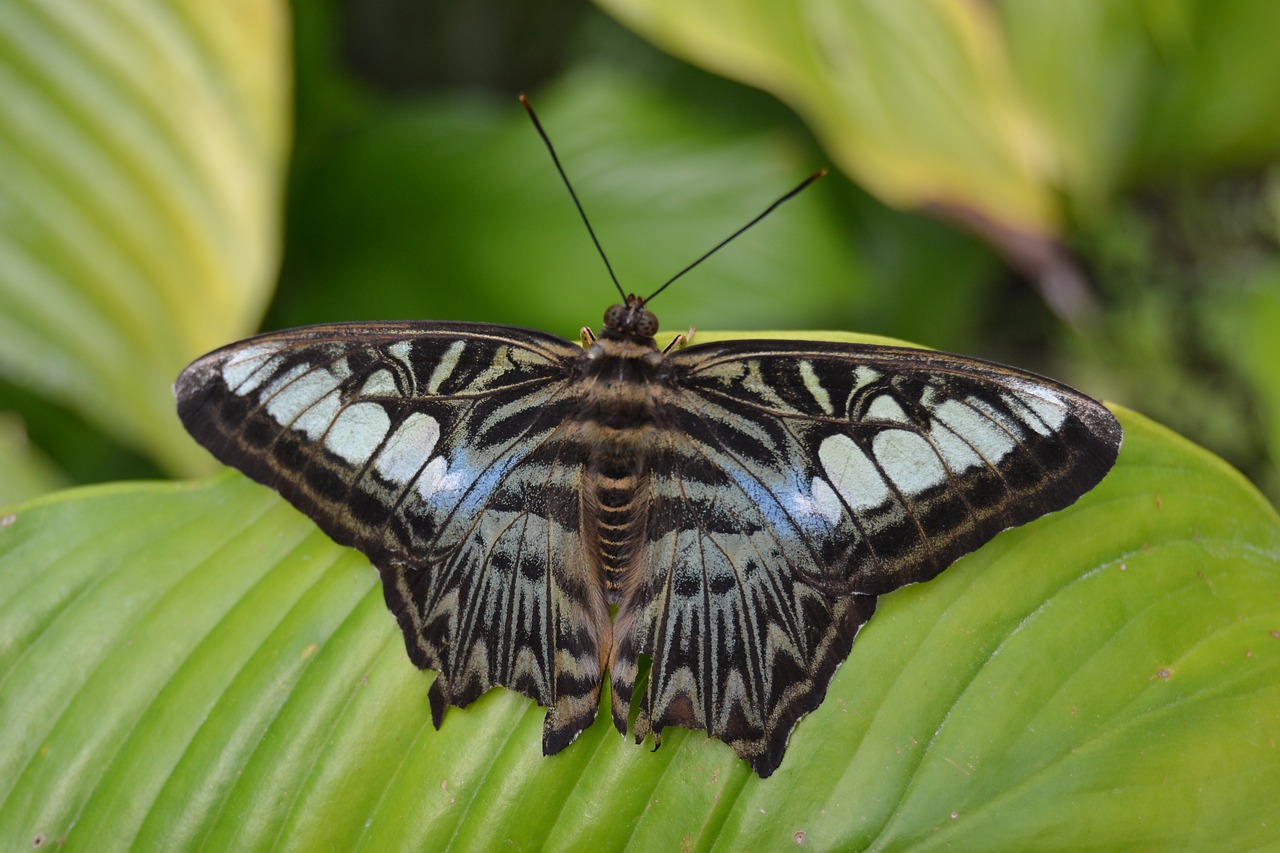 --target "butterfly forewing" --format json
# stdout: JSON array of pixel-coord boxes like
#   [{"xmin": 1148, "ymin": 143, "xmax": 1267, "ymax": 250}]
[
  {"xmin": 176, "ymin": 322, "xmax": 579, "ymax": 560},
  {"xmin": 672, "ymin": 340, "xmax": 1122, "ymax": 592},
  {"xmin": 176, "ymin": 318, "xmax": 1121, "ymax": 777}
]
